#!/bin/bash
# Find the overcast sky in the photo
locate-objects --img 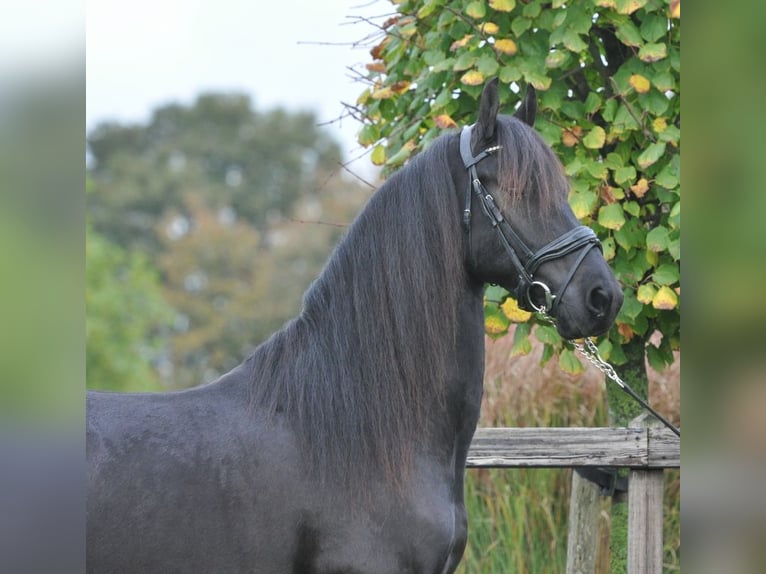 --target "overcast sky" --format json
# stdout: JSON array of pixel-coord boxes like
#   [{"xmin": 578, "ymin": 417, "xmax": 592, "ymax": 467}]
[{"xmin": 87, "ymin": 0, "xmax": 391, "ymax": 176}]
